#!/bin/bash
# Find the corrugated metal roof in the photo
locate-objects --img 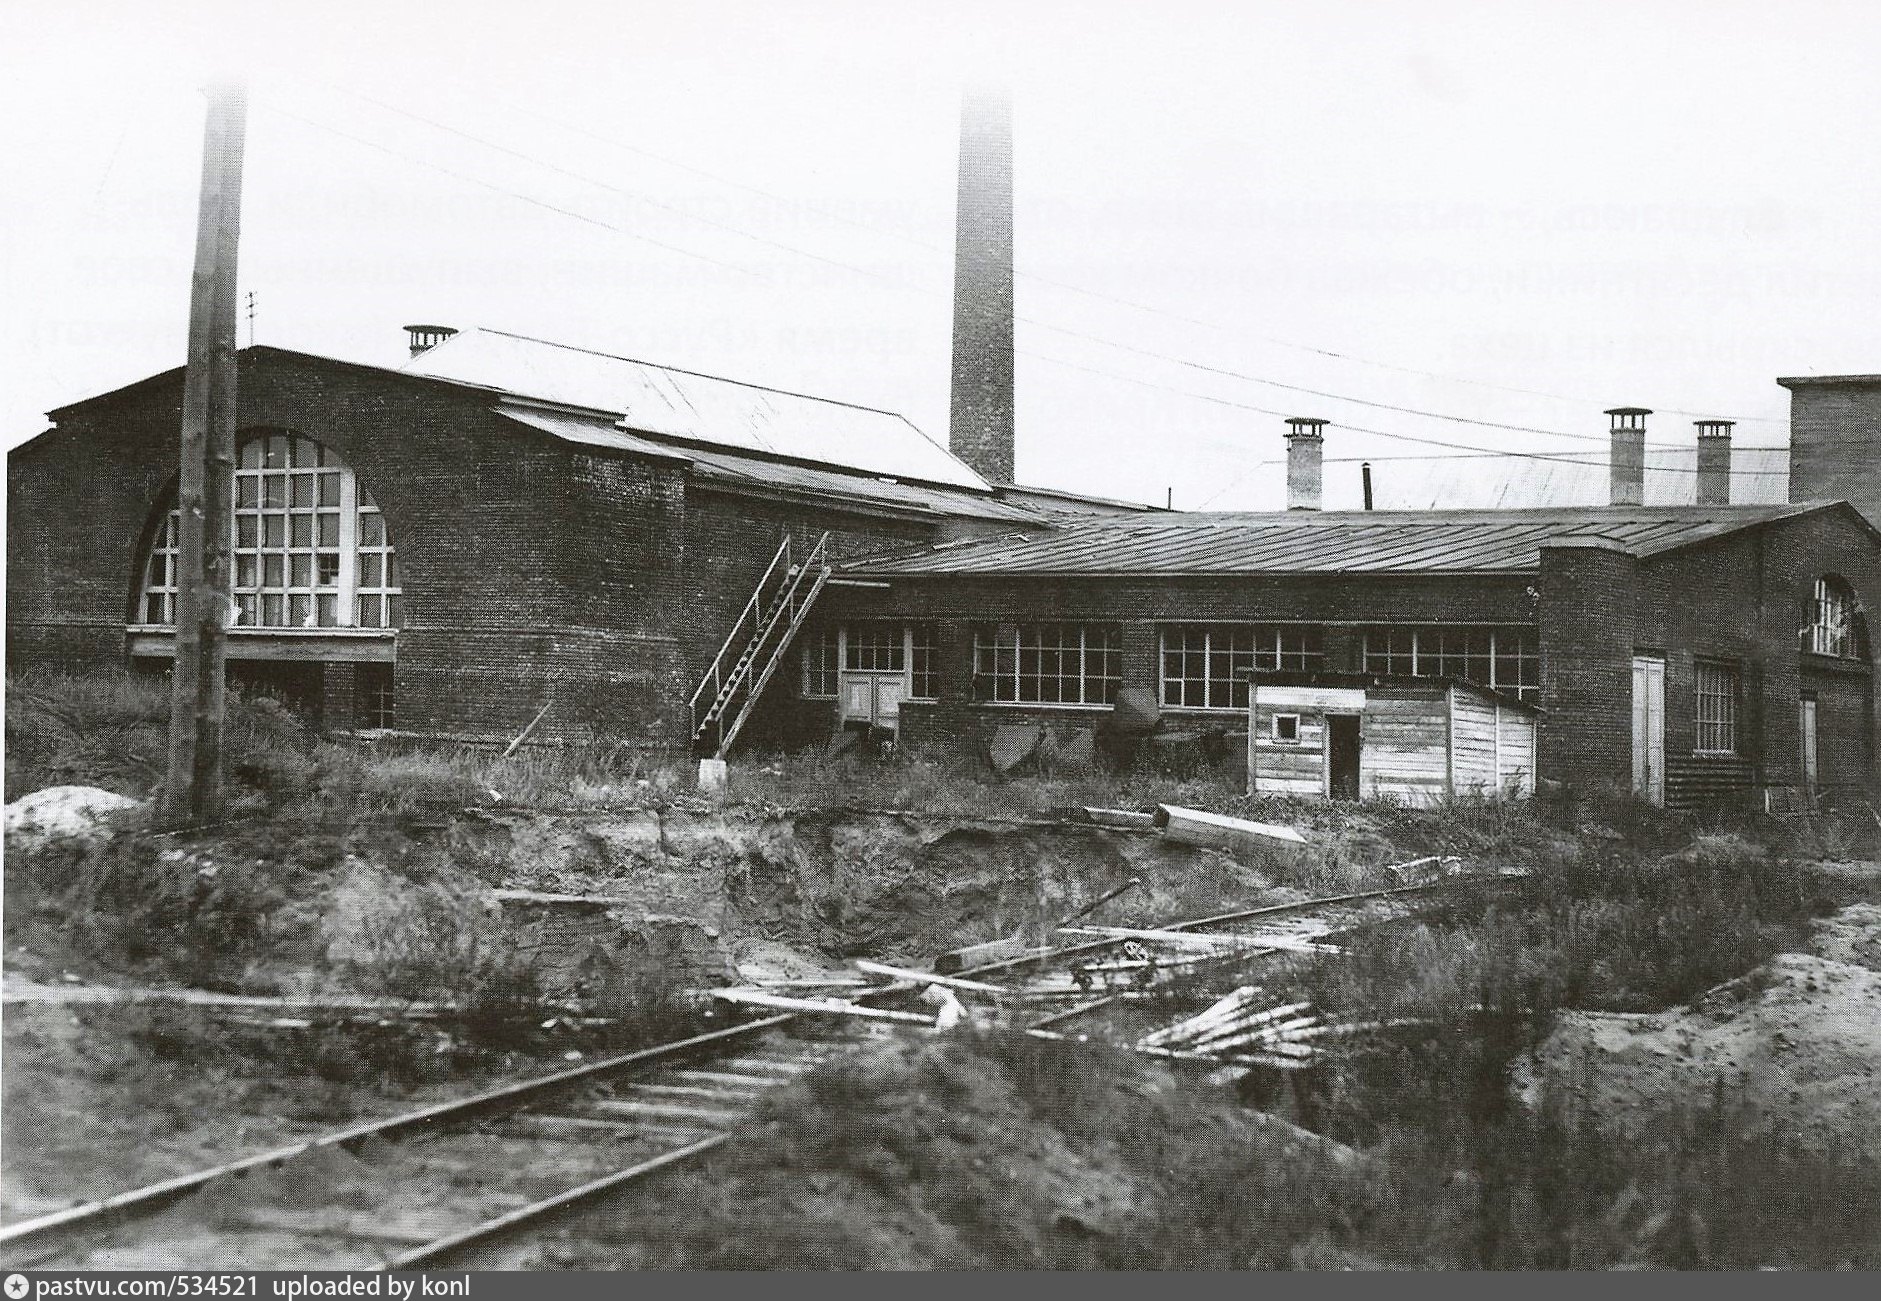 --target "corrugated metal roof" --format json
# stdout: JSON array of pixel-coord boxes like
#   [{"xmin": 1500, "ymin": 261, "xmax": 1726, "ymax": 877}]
[
  {"xmin": 1309, "ymin": 447, "xmax": 1789, "ymax": 512},
  {"xmin": 407, "ymin": 328, "xmax": 988, "ymax": 490},
  {"xmin": 850, "ymin": 503, "xmax": 1821, "ymax": 577},
  {"xmin": 494, "ymin": 404, "xmax": 1036, "ymax": 522}
]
